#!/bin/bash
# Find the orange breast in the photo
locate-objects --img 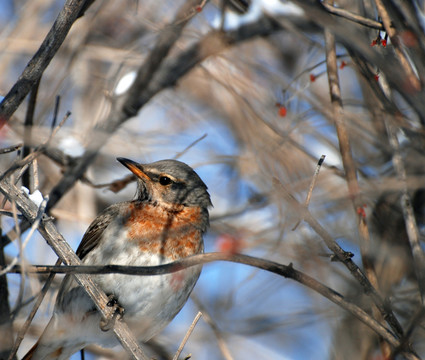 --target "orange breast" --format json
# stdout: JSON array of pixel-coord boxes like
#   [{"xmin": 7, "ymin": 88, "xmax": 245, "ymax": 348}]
[{"xmin": 124, "ymin": 202, "xmax": 204, "ymax": 260}]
